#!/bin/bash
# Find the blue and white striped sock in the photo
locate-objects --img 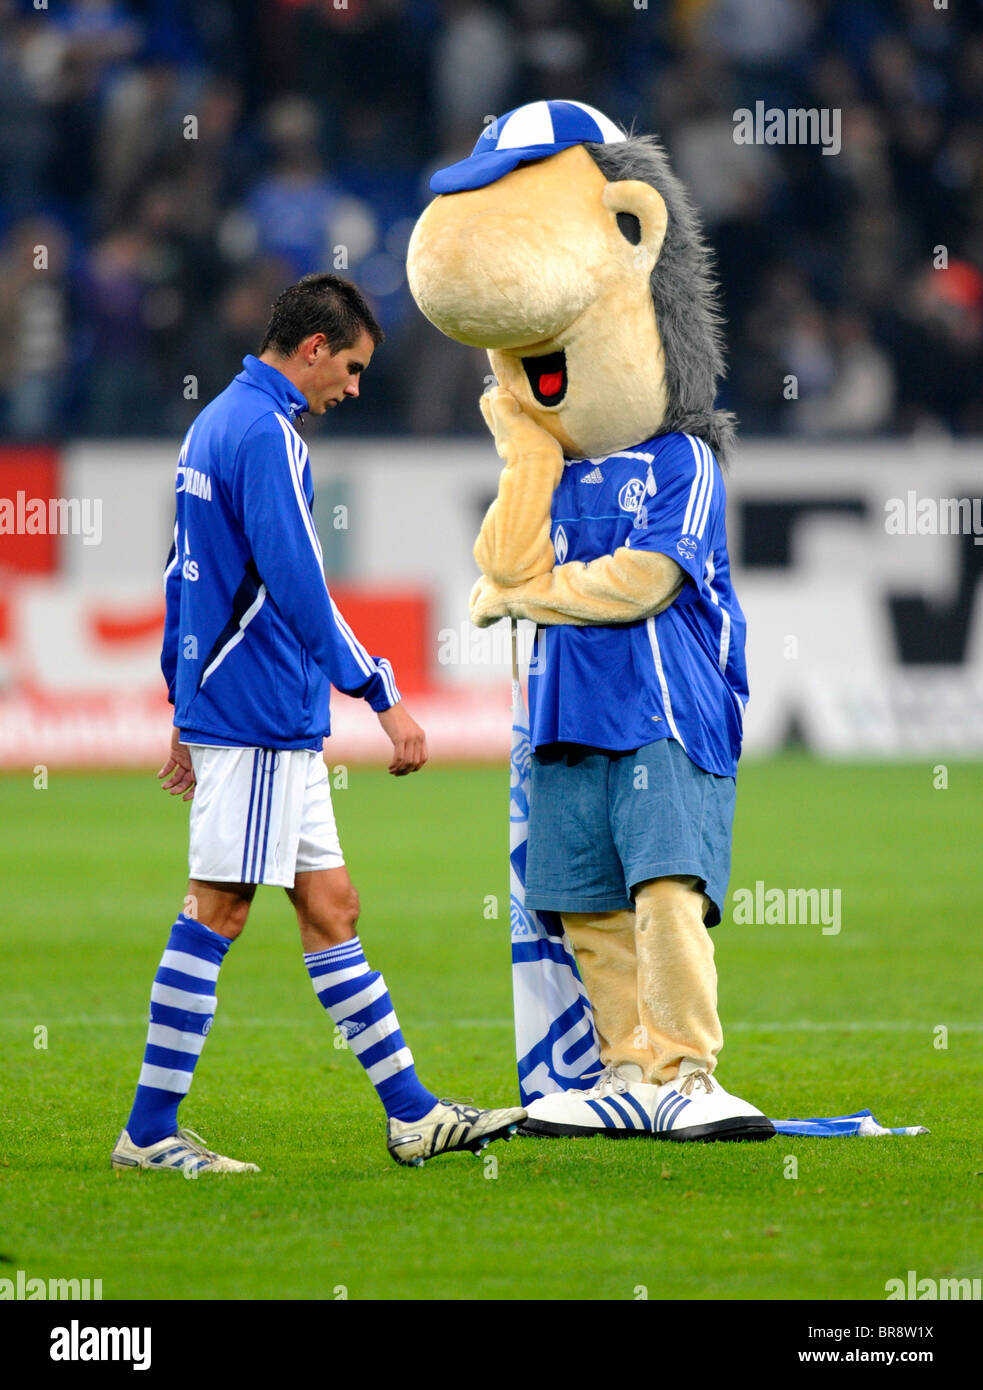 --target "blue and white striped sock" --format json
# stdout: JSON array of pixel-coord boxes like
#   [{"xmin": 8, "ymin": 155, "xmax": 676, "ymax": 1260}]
[
  {"xmin": 304, "ymin": 936, "xmax": 437, "ymax": 1123},
  {"xmin": 126, "ymin": 914, "xmax": 230, "ymax": 1147}
]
